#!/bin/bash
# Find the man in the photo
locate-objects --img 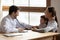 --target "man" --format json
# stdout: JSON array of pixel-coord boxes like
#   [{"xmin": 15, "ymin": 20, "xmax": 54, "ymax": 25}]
[{"xmin": 0, "ymin": 5, "xmax": 31, "ymax": 33}]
